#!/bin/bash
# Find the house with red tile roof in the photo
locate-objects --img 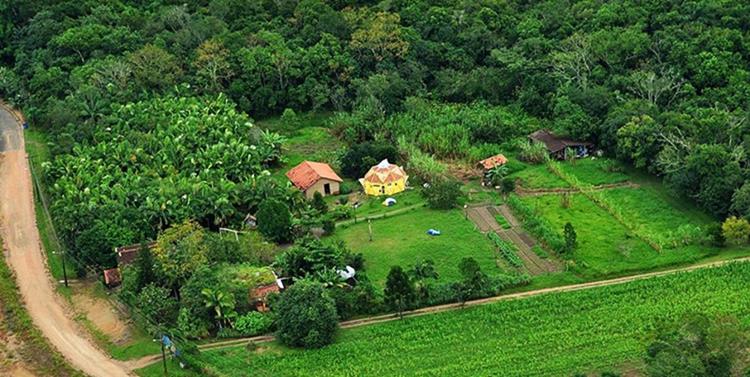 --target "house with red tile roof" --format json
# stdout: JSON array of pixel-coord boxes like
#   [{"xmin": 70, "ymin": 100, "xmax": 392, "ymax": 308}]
[{"xmin": 286, "ymin": 161, "xmax": 343, "ymax": 199}]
